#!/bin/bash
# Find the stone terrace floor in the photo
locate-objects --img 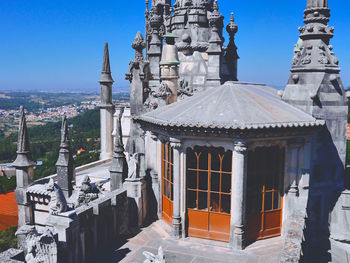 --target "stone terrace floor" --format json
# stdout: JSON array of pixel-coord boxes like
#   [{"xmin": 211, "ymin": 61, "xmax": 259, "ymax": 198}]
[{"xmin": 102, "ymin": 220, "xmax": 283, "ymax": 263}]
